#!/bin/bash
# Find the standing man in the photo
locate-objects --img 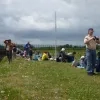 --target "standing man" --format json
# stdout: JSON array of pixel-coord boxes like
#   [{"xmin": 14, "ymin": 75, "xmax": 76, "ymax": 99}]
[
  {"xmin": 24, "ymin": 42, "xmax": 32, "ymax": 56},
  {"xmin": 4, "ymin": 39, "xmax": 14, "ymax": 63},
  {"xmin": 84, "ymin": 28, "xmax": 100, "ymax": 75}
]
